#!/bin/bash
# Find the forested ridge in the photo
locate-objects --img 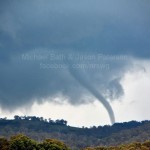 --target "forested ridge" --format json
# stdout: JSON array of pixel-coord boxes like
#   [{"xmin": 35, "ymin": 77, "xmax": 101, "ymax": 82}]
[
  {"xmin": 1, "ymin": 134, "xmax": 150, "ymax": 150},
  {"xmin": 0, "ymin": 116, "xmax": 150, "ymax": 149}
]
